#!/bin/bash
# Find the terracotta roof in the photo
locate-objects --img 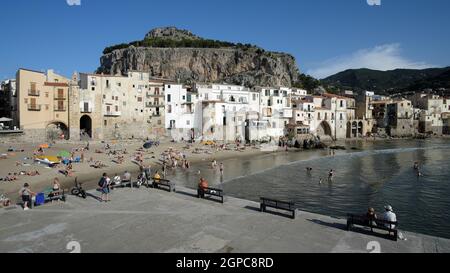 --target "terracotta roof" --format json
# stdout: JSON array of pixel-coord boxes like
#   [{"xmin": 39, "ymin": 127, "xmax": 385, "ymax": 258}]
[{"xmin": 322, "ymin": 93, "xmax": 348, "ymax": 99}]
